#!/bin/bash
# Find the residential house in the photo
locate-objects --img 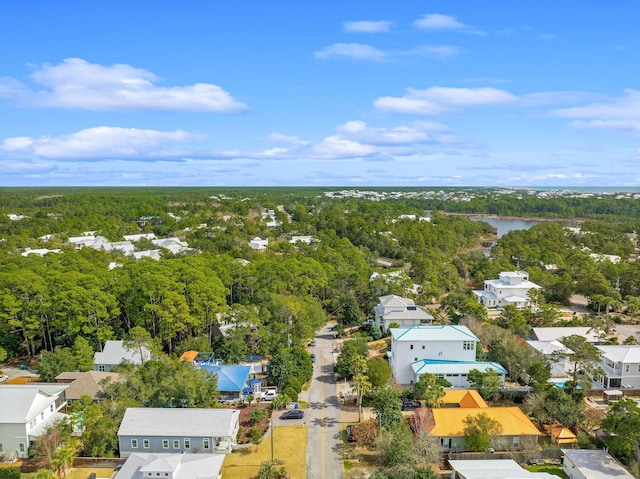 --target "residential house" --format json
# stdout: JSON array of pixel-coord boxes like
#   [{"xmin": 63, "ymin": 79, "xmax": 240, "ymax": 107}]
[
  {"xmin": 473, "ymin": 271, "xmax": 542, "ymax": 309},
  {"xmin": 425, "ymin": 406, "xmax": 542, "ymax": 451},
  {"xmin": 596, "ymin": 345, "xmax": 640, "ymax": 389},
  {"xmin": 118, "ymin": 408, "xmax": 240, "ymax": 458},
  {"xmin": 390, "ymin": 325, "xmax": 506, "ymax": 387},
  {"xmin": 374, "ymin": 295, "xmax": 434, "ymax": 332},
  {"xmin": 133, "ymin": 250, "xmax": 162, "ymax": 261},
  {"xmin": 449, "ymin": 459, "xmax": 557, "ymax": 479},
  {"xmin": 101, "ymin": 241, "xmax": 135, "ymax": 256},
  {"xmin": 21, "ymin": 248, "xmax": 62, "ymax": 257},
  {"xmin": 94, "ymin": 340, "xmax": 151, "ymax": 372},
  {"xmin": 152, "ymin": 237, "xmax": 190, "ymax": 255},
  {"xmin": 114, "ymin": 452, "xmax": 225, "ymax": 479},
  {"xmin": 562, "ymin": 448, "xmax": 635, "ymax": 479},
  {"xmin": 527, "ymin": 340, "xmax": 574, "ymax": 377},
  {"xmin": 290, "ymin": 235, "xmax": 314, "ymax": 245},
  {"xmin": 248, "ymin": 237, "xmax": 268, "ymax": 251},
  {"xmin": 440, "ymin": 389, "xmax": 488, "ymax": 408},
  {"xmin": 261, "ymin": 209, "xmax": 281, "ymax": 228},
  {"xmin": 68, "ymin": 235, "xmax": 110, "ymax": 250},
  {"xmin": 198, "ymin": 364, "xmax": 252, "ymax": 399},
  {"xmin": 123, "ymin": 233, "xmax": 157, "ymax": 242},
  {"xmin": 530, "ymin": 327, "xmax": 603, "ymax": 344},
  {"xmin": 0, "ymin": 384, "xmax": 68, "ymax": 459},
  {"xmin": 55, "ymin": 371, "xmax": 121, "ymax": 405}
]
